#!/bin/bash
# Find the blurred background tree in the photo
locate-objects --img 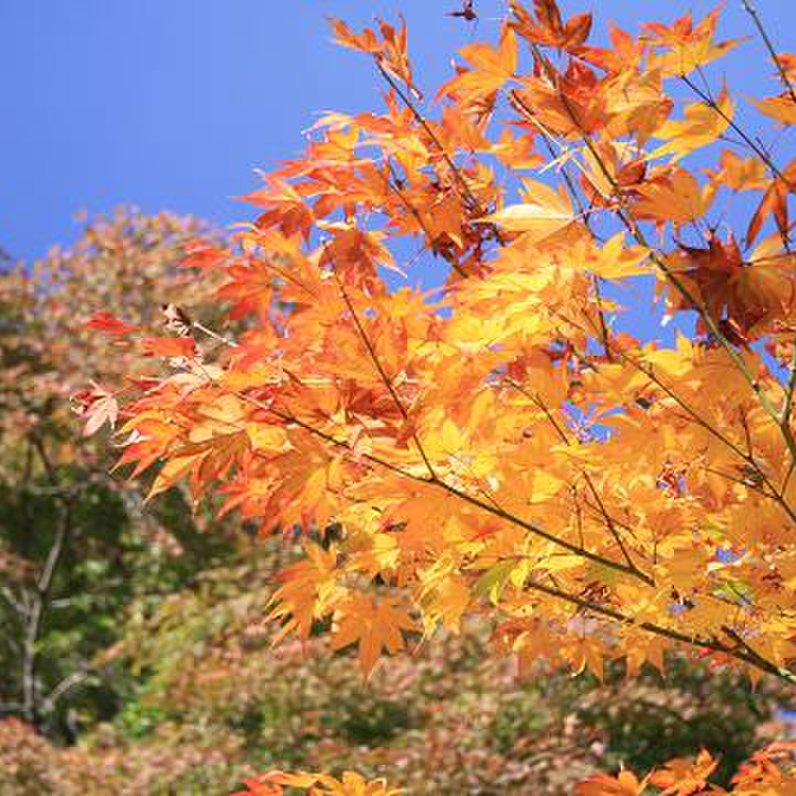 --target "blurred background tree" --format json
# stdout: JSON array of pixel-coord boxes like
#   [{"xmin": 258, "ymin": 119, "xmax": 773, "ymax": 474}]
[{"xmin": 0, "ymin": 210, "xmax": 238, "ymax": 741}]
